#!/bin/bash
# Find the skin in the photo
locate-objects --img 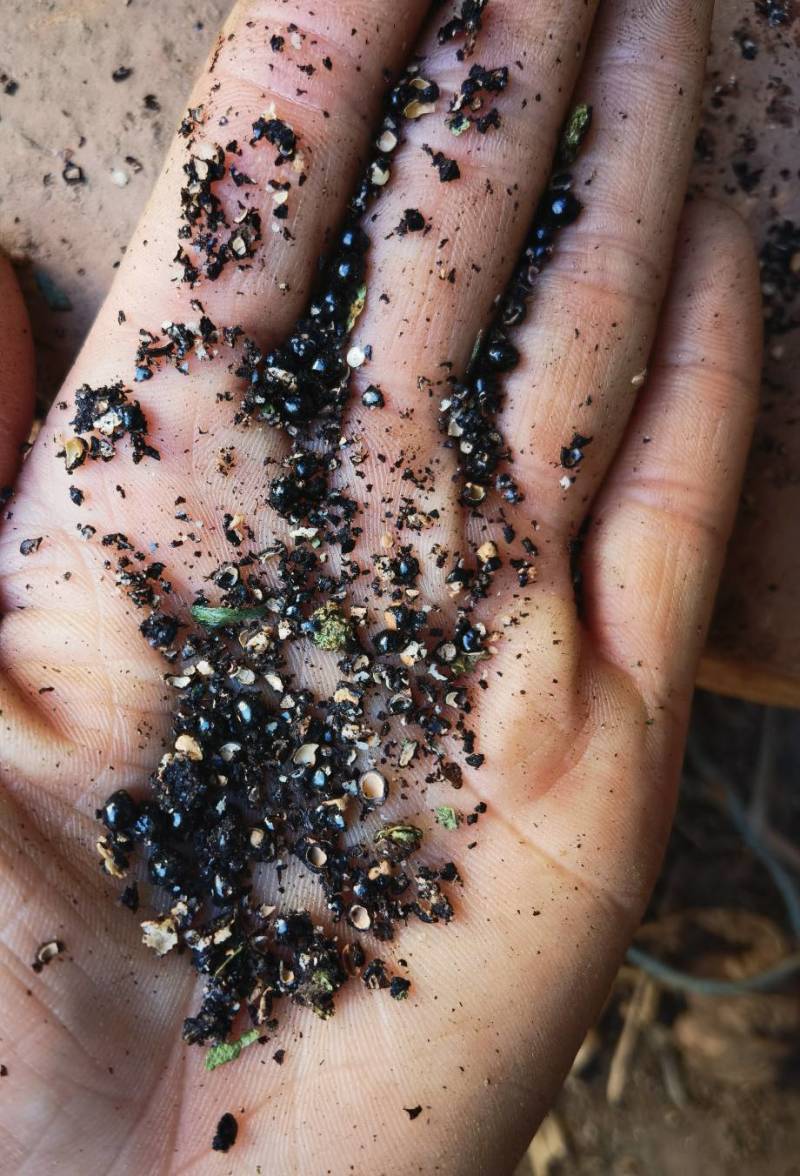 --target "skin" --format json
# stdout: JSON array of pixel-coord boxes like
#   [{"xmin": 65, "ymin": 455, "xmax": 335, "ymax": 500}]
[{"xmin": 0, "ymin": 2, "xmax": 761, "ymax": 1173}]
